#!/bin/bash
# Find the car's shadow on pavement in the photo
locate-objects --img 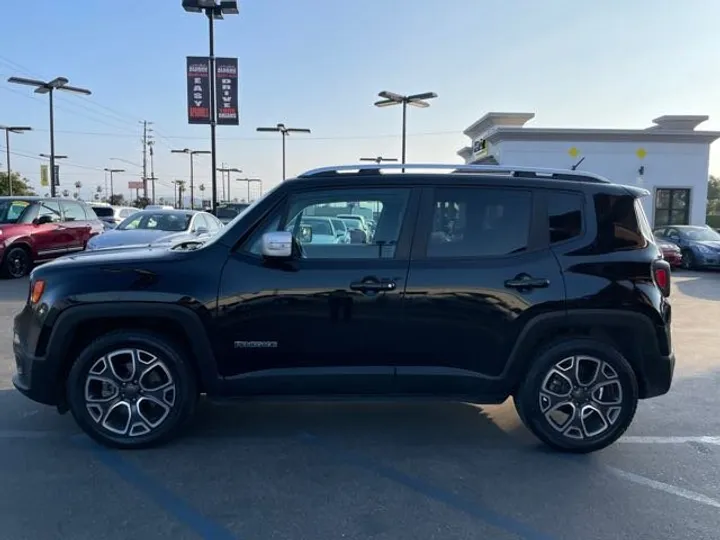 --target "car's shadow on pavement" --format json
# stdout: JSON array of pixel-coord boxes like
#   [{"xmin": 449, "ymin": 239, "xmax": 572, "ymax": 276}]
[{"xmin": 673, "ymin": 270, "xmax": 720, "ymax": 300}]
